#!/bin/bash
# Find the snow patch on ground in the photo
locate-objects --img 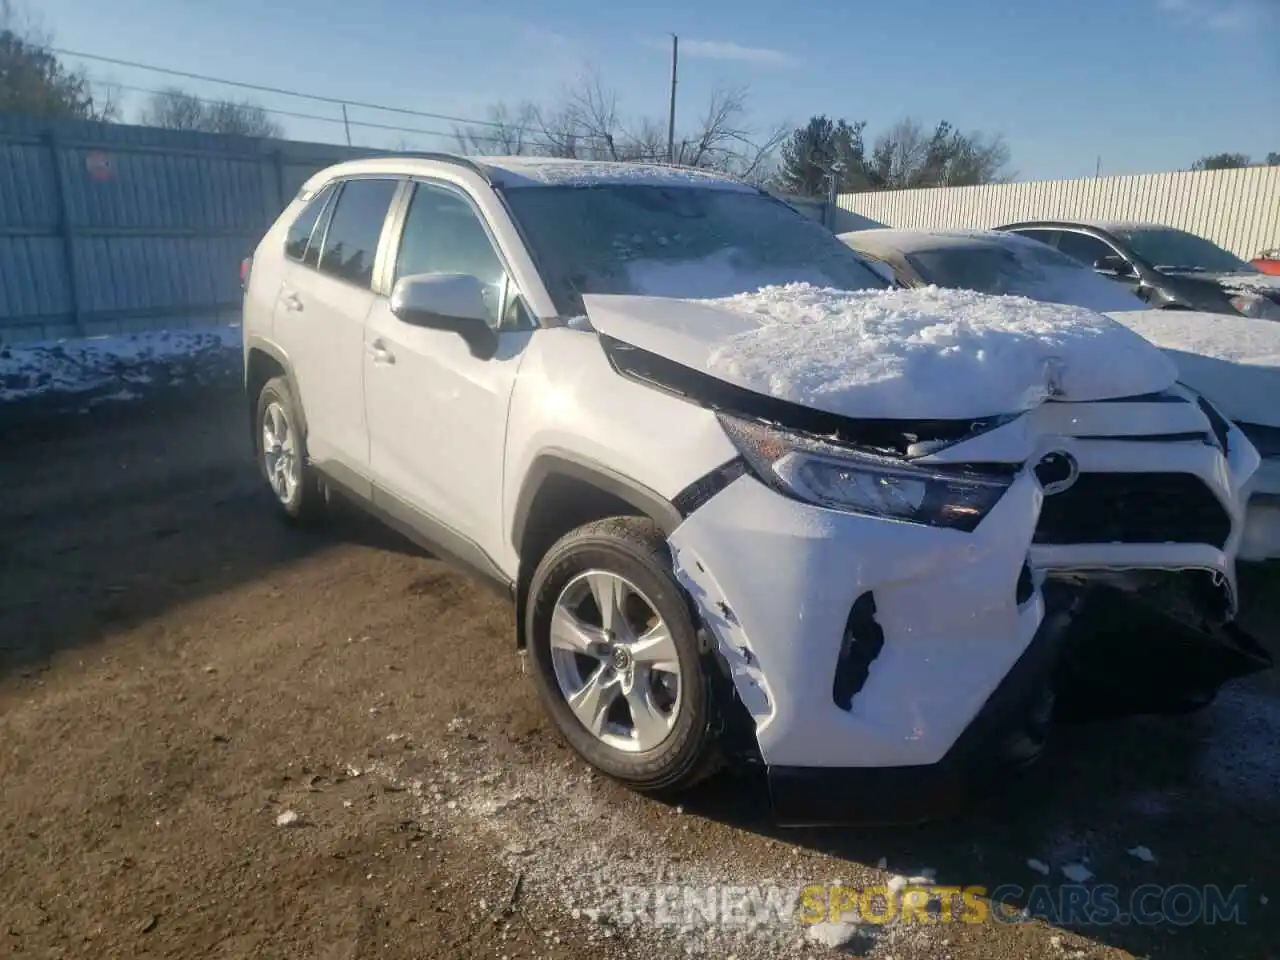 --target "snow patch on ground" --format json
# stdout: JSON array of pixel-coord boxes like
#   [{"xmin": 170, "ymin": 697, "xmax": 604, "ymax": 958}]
[
  {"xmin": 701, "ymin": 284, "xmax": 1177, "ymax": 419},
  {"xmin": 1060, "ymin": 863, "xmax": 1094, "ymax": 883},
  {"xmin": 1026, "ymin": 858, "xmax": 1051, "ymax": 875},
  {"xmin": 359, "ymin": 739, "xmax": 942, "ymax": 960},
  {"xmin": 1126, "ymin": 845, "xmax": 1156, "ymax": 863},
  {"xmin": 0, "ymin": 325, "xmax": 242, "ymax": 403}
]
